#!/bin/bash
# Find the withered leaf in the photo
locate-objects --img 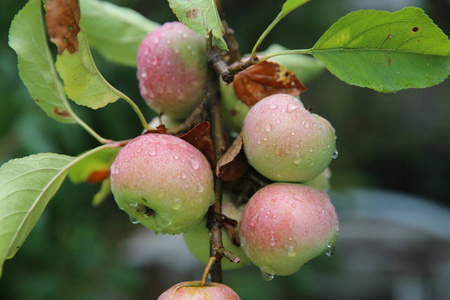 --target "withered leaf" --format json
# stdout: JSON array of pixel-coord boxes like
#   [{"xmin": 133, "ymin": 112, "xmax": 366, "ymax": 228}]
[
  {"xmin": 216, "ymin": 134, "xmax": 248, "ymax": 182},
  {"xmin": 233, "ymin": 61, "xmax": 307, "ymax": 107},
  {"xmin": 144, "ymin": 124, "xmax": 168, "ymax": 135},
  {"xmin": 179, "ymin": 121, "xmax": 214, "ymax": 164},
  {"xmin": 86, "ymin": 169, "xmax": 110, "ymax": 184},
  {"xmin": 221, "ymin": 214, "xmax": 241, "ymax": 247},
  {"xmin": 45, "ymin": 0, "xmax": 81, "ymax": 54}
]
